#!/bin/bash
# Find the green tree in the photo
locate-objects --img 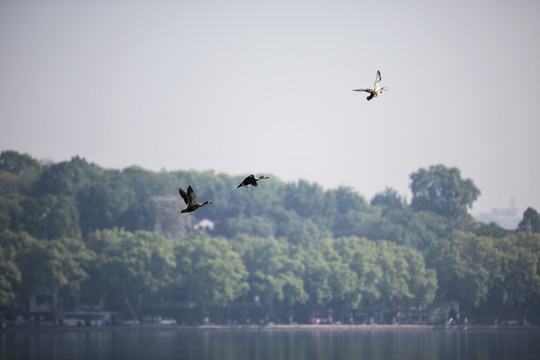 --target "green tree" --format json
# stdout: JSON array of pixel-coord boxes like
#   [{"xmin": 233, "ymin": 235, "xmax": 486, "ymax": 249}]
[
  {"xmin": 84, "ymin": 229, "xmax": 176, "ymax": 317},
  {"xmin": 77, "ymin": 170, "xmax": 135, "ymax": 234},
  {"xmin": 371, "ymin": 187, "xmax": 406, "ymax": 211},
  {"xmin": 0, "ymin": 151, "xmax": 41, "ymax": 194},
  {"xmin": 331, "ymin": 187, "xmax": 371, "ymax": 238},
  {"xmin": 0, "ymin": 151, "xmax": 41, "ymax": 175},
  {"xmin": 489, "ymin": 232, "xmax": 540, "ymax": 311},
  {"xmin": 323, "ymin": 241, "xmax": 362, "ymax": 321},
  {"xmin": 517, "ymin": 207, "xmax": 540, "ymax": 233},
  {"xmin": 221, "ymin": 216, "xmax": 276, "ymax": 239},
  {"xmin": 269, "ymin": 208, "xmax": 330, "ymax": 245},
  {"xmin": 41, "ymin": 236, "xmax": 94, "ymax": 322},
  {"xmin": 428, "ymin": 231, "xmax": 500, "ymax": 309},
  {"xmin": 0, "ymin": 171, "xmax": 20, "ymax": 196},
  {"xmin": 120, "ymin": 166, "xmax": 184, "ymax": 232},
  {"xmin": 410, "ymin": 164, "xmax": 480, "ymax": 222},
  {"xmin": 35, "ymin": 156, "xmax": 101, "ymax": 196},
  {"xmin": 298, "ymin": 240, "xmax": 333, "ymax": 310},
  {"xmin": 397, "ymin": 246, "xmax": 437, "ymax": 306},
  {"xmin": 299, "ymin": 237, "xmax": 363, "ymax": 320},
  {"xmin": 174, "ymin": 234, "xmax": 248, "ymax": 315},
  {"xmin": 0, "ymin": 195, "xmax": 24, "ymax": 232},
  {"xmin": 19, "ymin": 195, "xmax": 79, "ymax": 239},
  {"xmin": 334, "ymin": 237, "xmax": 382, "ymax": 304},
  {"xmin": 375, "ymin": 241, "xmax": 415, "ymax": 303},
  {"xmin": 0, "ymin": 231, "xmax": 22, "ymax": 306},
  {"xmin": 334, "ymin": 236, "xmax": 436, "ymax": 307},
  {"xmin": 2, "ymin": 231, "xmax": 93, "ymax": 322},
  {"xmin": 473, "ymin": 221, "xmax": 508, "ymax": 238},
  {"xmin": 241, "ymin": 236, "xmax": 307, "ymax": 317},
  {"xmin": 283, "ymin": 180, "xmax": 335, "ymax": 230},
  {"xmin": 361, "ymin": 207, "xmax": 450, "ymax": 251}
]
